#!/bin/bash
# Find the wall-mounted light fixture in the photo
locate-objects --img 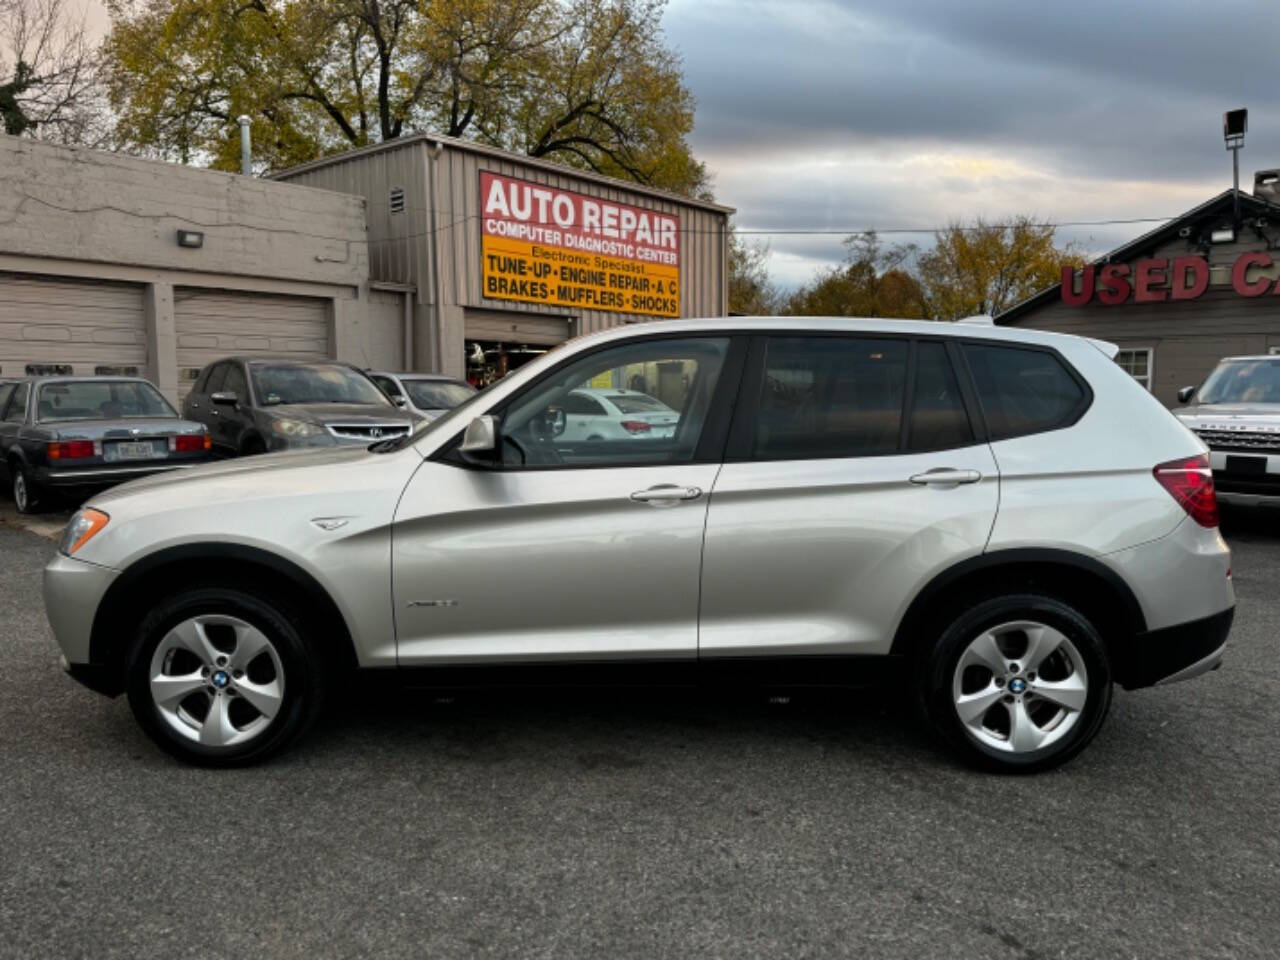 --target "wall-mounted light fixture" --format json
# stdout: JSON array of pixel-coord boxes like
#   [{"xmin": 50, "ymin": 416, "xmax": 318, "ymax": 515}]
[
  {"xmin": 176, "ymin": 230, "xmax": 204, "ymax": 249},
  {"xmin": 1210, "ymin": 227, "xmax": 1236, "ymax": 244}
]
